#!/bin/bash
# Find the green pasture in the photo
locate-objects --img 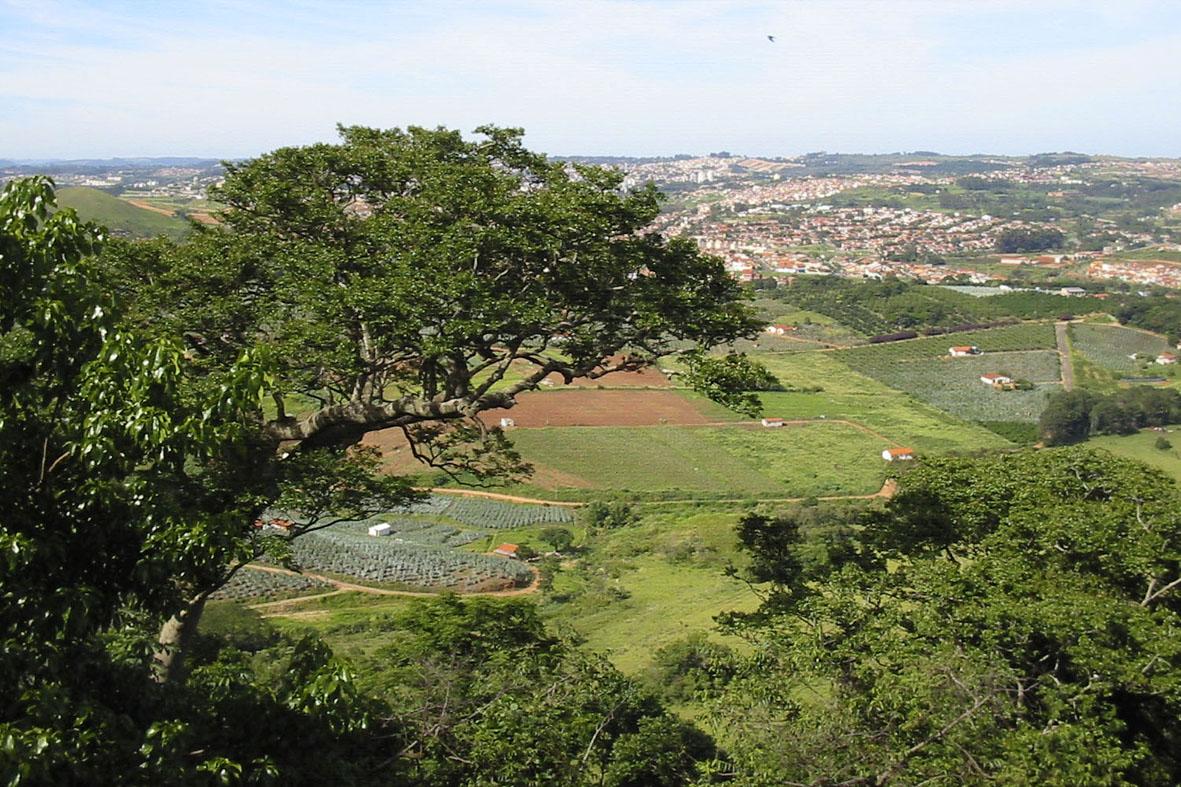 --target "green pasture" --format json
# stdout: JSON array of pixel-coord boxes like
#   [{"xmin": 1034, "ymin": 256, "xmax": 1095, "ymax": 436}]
[
  {"xmin": 1089, "ymin": 430, "xmax": 1181, "ymax": 486},
  {"xmin": 56, "ymin": 186, "xmax": 192, "ymax": 239},
  {"xmin": 756, "ymin": 391, "xmax": 1012, "ymax": 454},
  {"xmin": 505, "ymin": 423, "xmax": 890, "ymax": 499}
]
